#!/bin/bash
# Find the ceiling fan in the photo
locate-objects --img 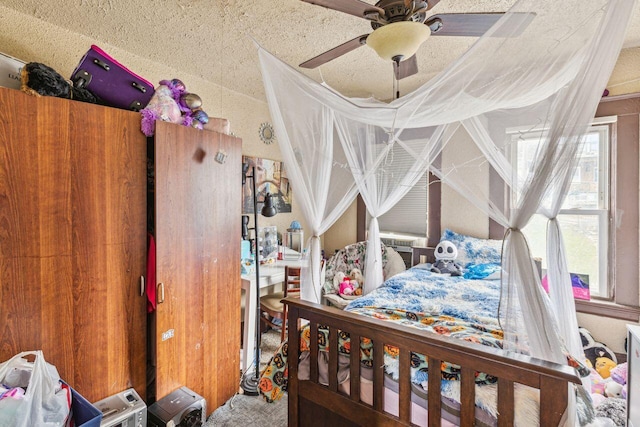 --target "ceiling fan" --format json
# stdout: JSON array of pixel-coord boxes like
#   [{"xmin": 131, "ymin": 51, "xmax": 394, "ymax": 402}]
[{"xmin": 299, "ymin": 0, "xmax": 530, "ymax": 80}]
